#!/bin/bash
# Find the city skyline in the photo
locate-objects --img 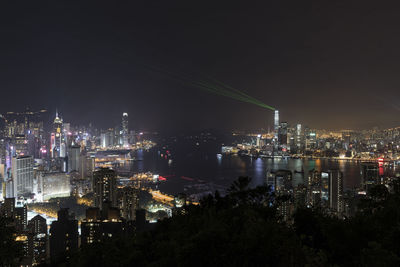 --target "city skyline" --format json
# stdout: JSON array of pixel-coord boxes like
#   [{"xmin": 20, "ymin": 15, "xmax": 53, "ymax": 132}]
[{"xmin": 1, "ymin": 2, "xmax": 400, "ymax": 131}]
